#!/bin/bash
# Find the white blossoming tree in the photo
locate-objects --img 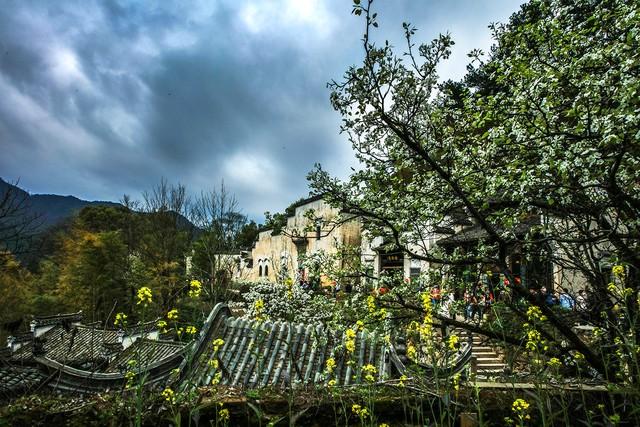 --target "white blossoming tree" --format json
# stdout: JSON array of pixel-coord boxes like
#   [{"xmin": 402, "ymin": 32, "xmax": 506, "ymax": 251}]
[{"xmin": 309, "ymin": 0, "xmax": 640, "ymax": 381}]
